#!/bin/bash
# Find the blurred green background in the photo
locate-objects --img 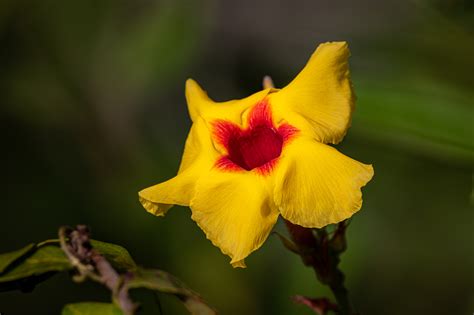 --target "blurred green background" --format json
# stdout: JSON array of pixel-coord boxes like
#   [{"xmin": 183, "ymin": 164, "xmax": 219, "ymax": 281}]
[{"xmin": 0, "ymin": 0, "xmax": 472, "ymax": 314}]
